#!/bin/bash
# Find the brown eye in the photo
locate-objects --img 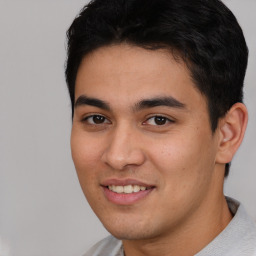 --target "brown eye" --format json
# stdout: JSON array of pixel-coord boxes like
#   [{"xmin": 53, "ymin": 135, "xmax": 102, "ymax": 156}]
[
  {"xmin": 144, "ymin": 115, "xmax": 174, "ymax": 126},
  {"xmin": 84, "ymin": 115, "xmax": 110, "ymax": 125},
  {"xmin": 154, "ymin": 116, "xmax": 167, "ymax": 125},
  {"xmin": 92, "ymin": 115, "xmax": 105, "ymax": 124}
]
